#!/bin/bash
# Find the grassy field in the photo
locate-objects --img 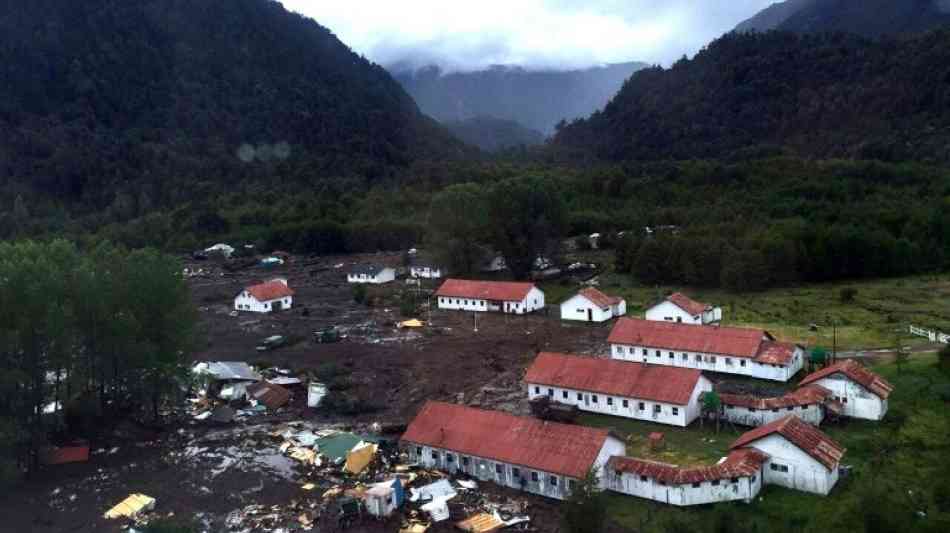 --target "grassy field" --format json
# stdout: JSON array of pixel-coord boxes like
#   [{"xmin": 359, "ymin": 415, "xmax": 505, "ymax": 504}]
[
  {"xmin": 542, "ymin": 262, "xmax": 950, "ymax": 351},
  {"xmin": 578, "ymin": 353, "xmax": 950, "ymax": 533}
]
